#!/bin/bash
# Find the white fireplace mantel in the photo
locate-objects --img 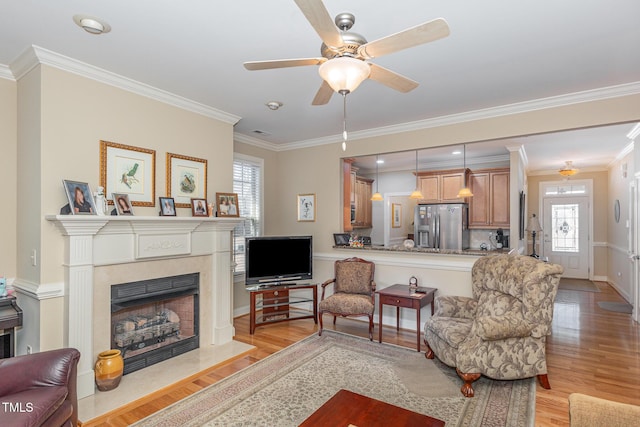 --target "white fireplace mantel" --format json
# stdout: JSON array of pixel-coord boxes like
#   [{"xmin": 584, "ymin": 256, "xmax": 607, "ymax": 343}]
[{"xmin": 45, "ymin": 215, "xmax": 242, "ymax": 399}]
